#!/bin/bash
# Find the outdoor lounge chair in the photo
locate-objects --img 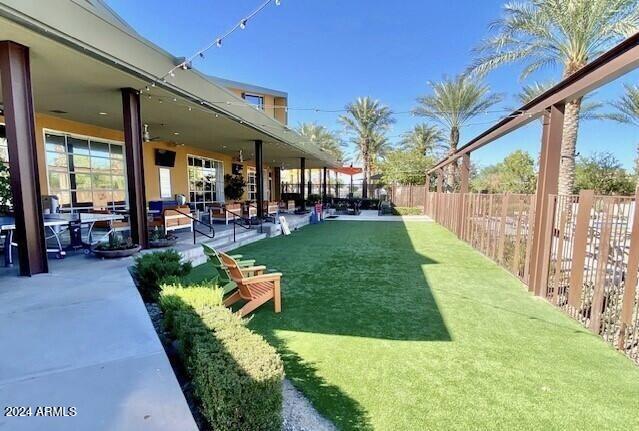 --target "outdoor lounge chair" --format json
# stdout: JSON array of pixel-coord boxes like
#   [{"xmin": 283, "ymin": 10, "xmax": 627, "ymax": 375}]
[
  {"xmin": 220, "ymin": 252, "xmax": 282, "ymax": 317},
  {"xmin": 201, "ymin": 244, "xmax": 265, "ymax": 294}
]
